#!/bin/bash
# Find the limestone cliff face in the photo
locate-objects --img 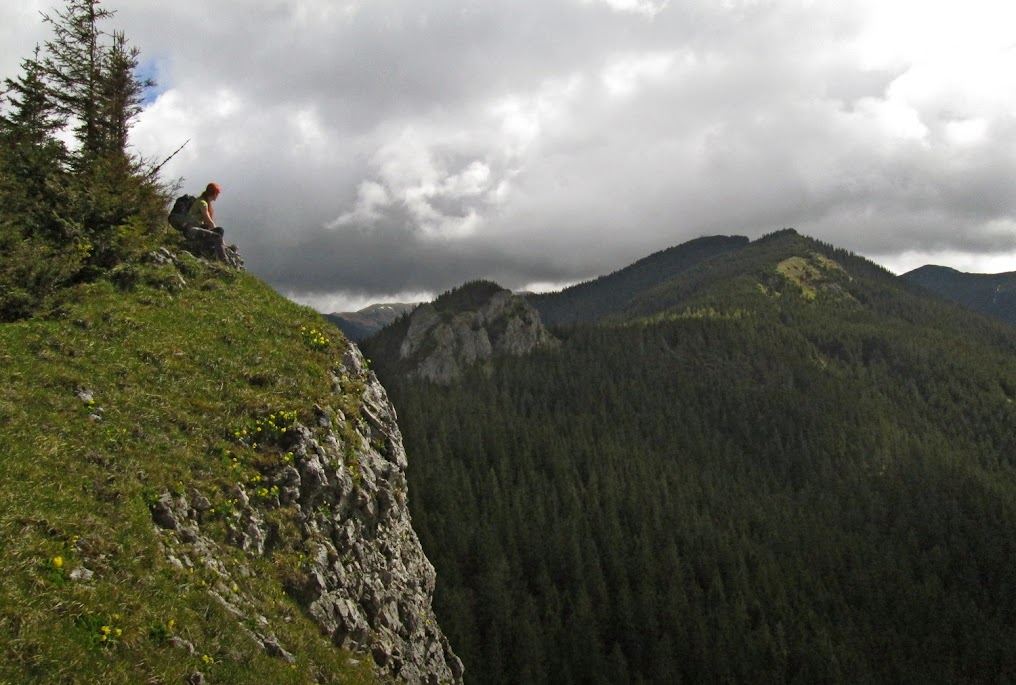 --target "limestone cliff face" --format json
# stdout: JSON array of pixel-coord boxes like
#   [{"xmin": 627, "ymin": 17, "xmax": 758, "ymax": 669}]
[
  {"xmin": 398, "ymin": 287, "xmax": 558, "ymax": 384},
  {"xmin": 152, "ymin": 343, "xmax": 463, "ymax": 684}
]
